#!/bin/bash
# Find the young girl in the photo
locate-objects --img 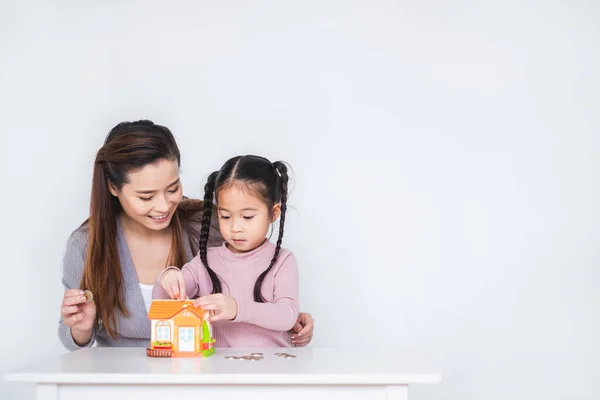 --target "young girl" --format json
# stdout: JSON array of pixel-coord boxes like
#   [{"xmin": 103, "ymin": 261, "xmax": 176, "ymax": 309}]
[{"xmin": 152, "ymin": 155, "xmax": 299, "ymax": 347}]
